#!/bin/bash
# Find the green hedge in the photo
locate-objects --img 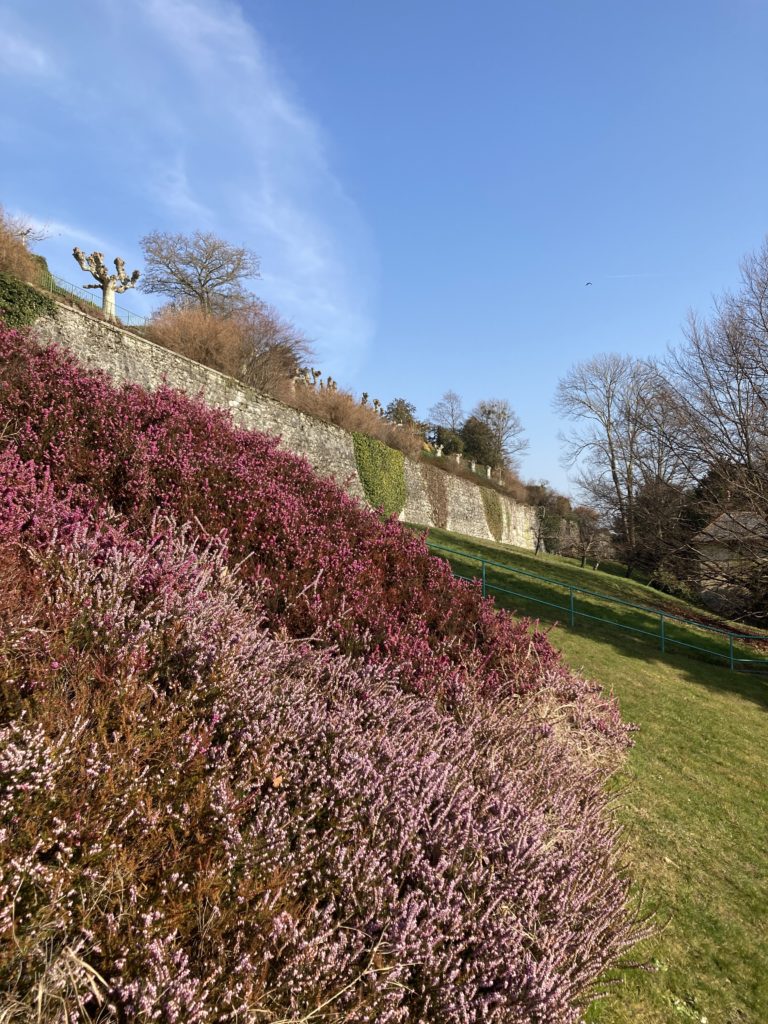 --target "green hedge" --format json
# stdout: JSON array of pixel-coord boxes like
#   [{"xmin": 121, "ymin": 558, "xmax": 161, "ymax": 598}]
[
  {"xmin": 0, "ymin": 272, "xmax": 57, "ymax": 329},
  {"xmin": 352, "ymin": 432, "xmax": 407, "ymax": 518},
  {"xmin": 481, "ymin": 487, "xmax": 503, "ymax": 542}
]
